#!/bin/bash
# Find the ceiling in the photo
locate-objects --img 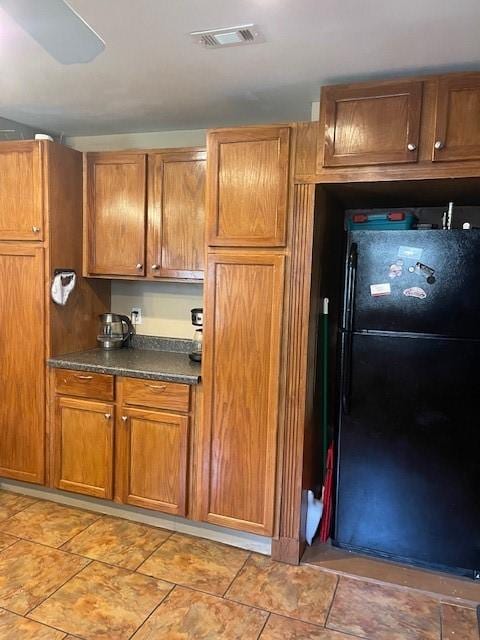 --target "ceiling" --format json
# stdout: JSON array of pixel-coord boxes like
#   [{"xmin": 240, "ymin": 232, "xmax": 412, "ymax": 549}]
[{"xmin": 1, "ymin": 0, "xmax": 480, "ymax": 136}]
